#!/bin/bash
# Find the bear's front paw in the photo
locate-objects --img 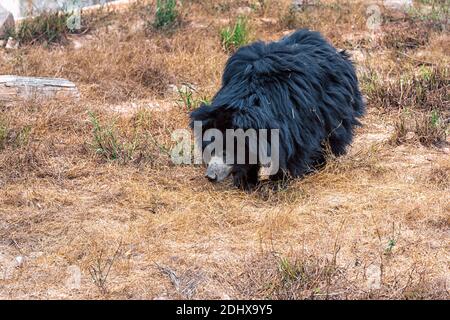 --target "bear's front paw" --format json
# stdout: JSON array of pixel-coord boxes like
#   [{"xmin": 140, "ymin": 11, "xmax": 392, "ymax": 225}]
[{"xmin": 233, "ymin": 170, "xmax": 257, "ymax": 191}]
